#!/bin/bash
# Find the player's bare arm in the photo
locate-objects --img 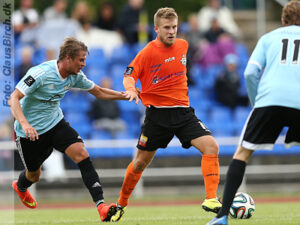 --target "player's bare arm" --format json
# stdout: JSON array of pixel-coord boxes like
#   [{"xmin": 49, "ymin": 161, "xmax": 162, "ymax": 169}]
[
  {"xmin": 123, "ymin": 77, "xmax": 139, "ymax": 104},
  {"xmin": 88, "ymin": 85, "xmax": 129, "ymax": 101},
  {"xmin": 8, "ymin": 89, "xmax": 39, "ymax": 141}
]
